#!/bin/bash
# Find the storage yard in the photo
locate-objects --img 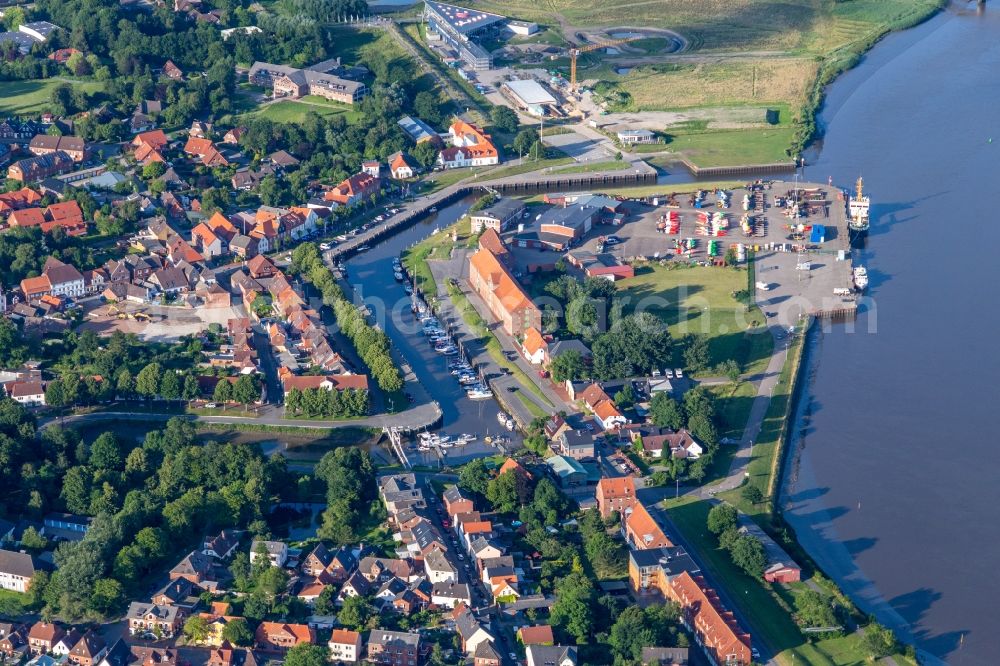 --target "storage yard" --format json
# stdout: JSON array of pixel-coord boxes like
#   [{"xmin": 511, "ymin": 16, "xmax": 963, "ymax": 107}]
[{"xmin": 545, "ymin": 180, "xmax": 858, "ymax": 324}]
